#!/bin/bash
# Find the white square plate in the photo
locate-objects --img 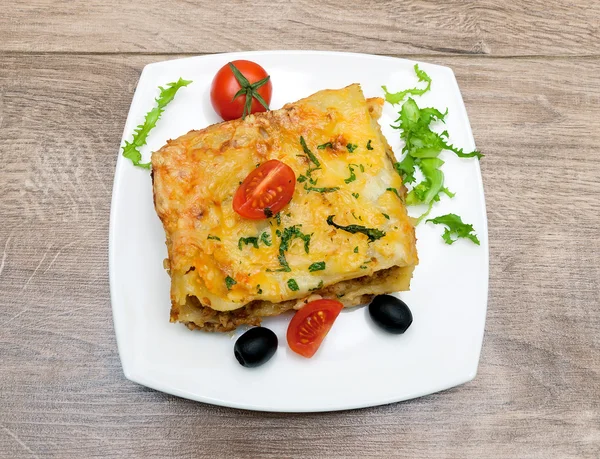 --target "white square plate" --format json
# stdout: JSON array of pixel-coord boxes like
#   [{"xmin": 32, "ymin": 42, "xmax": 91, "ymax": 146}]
[{"xmin": 109, "ymin": 51, "xmax": 488, "ymax": 412}]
